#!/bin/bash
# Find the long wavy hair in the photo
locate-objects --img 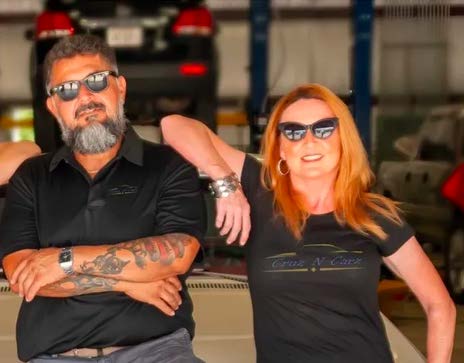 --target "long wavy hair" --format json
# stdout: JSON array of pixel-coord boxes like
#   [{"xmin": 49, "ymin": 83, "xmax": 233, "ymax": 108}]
[{"xmin": 260, "ymin": 84, "xmax": 402, "ymax": 240}]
